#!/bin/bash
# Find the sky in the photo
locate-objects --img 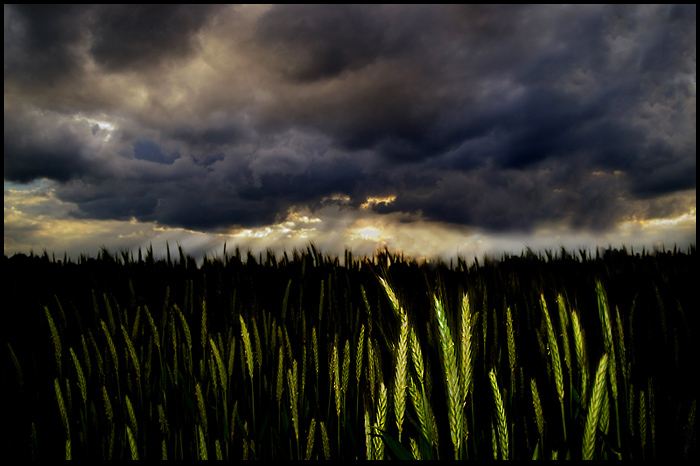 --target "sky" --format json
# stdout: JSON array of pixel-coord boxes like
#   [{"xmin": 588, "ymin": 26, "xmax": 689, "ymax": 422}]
[{"xmin": 4, "ymin": 5, "xmax": 696, "ymax": 263}]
